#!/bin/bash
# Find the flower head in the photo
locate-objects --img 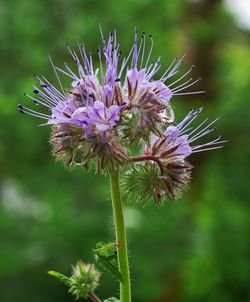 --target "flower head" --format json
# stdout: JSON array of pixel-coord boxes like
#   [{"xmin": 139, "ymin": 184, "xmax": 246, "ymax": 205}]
[
  {"xmin": 48, "ymin": 261, "xmax": 101, "ymax": 300},
  {"xmin": 19, "ymin": 28, "xmax": 225, "ymax": 204},
  {"xmin": 124, "ymin": 108, "xmax": 226, "ymax": 204},
  {"xmin": 19, "ymin": 29, "xmax": 203, "ymax": 170},
  {"xmin": 146, "ymin": 107, "xmax": 226, "ymax": 160},
  {"xmin": 69, "ymin": 261, "xmax": 101, "ymax": 299}
]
